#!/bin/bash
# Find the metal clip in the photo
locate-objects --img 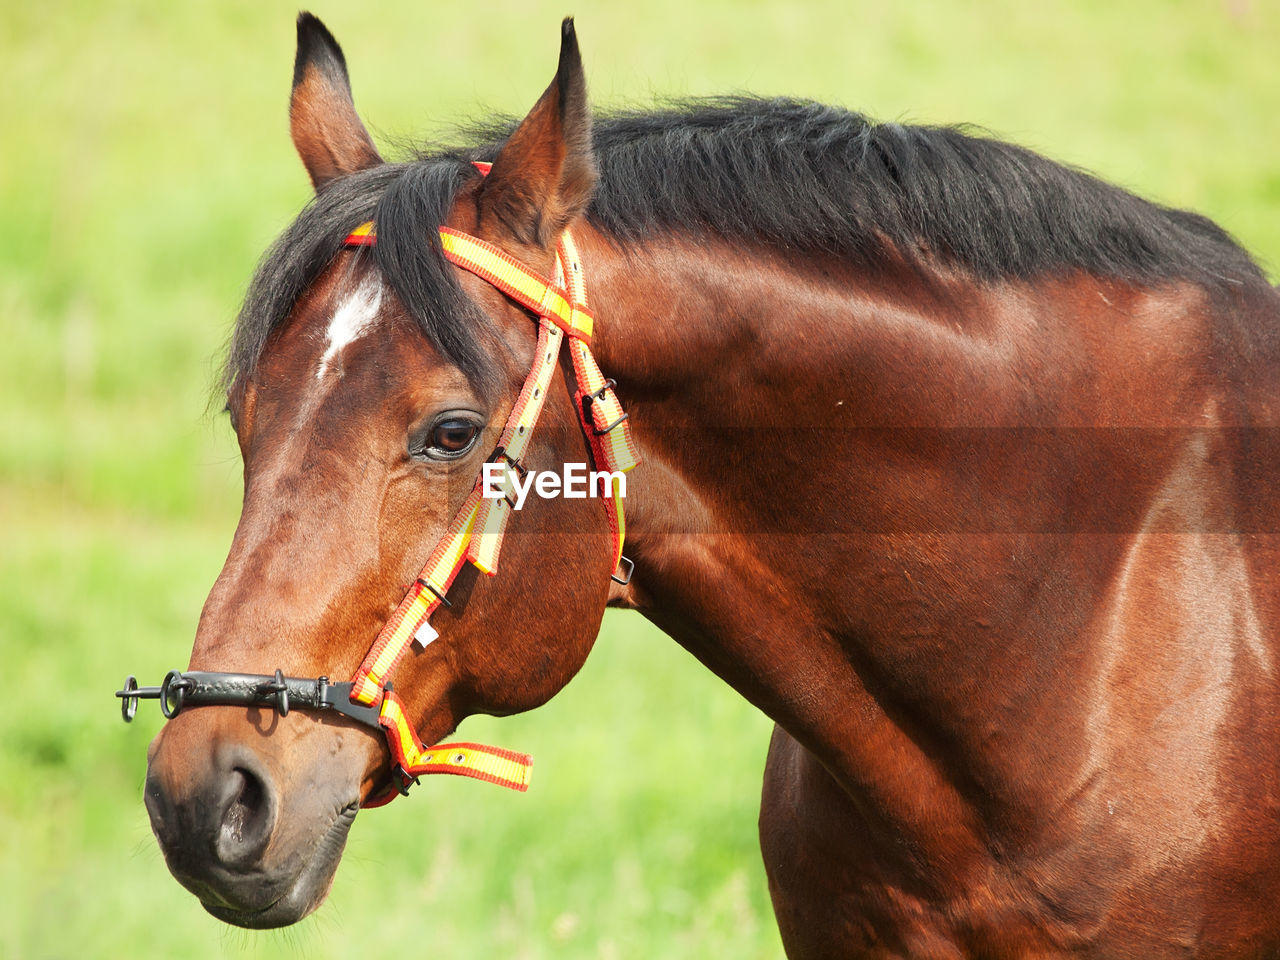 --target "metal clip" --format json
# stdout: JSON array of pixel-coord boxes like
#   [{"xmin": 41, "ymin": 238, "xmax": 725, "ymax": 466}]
[
  {"xmin": 263, "ymin": 668, "xmax": 289, "ymax": 717},
  {"xmin": 392, "ymin": 765, "xmax": 421, "ymax": 797},
  {"xmin": 159, "ymin": 670, "xmax": 194, "ymax": 719},
  {"xmin": 117, "ymin": 675, "xmax": 141, "ymax": 722}
]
